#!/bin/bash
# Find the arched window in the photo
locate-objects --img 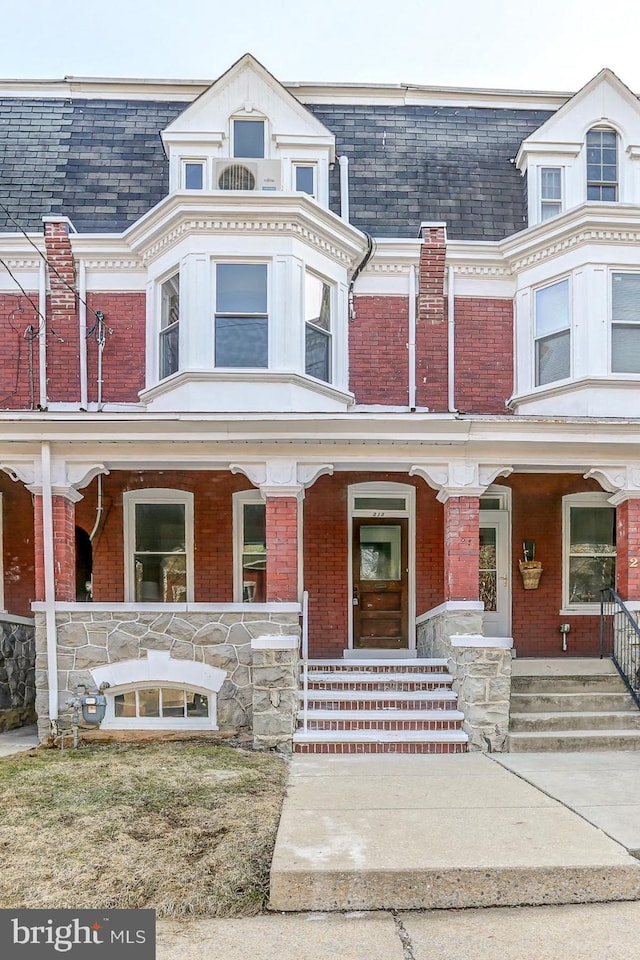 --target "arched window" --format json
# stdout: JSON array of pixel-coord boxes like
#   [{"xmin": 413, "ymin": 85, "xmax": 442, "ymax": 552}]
[{"xmin": 586, "ymin": 127, "xmax": 617, "ymax": 201}]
